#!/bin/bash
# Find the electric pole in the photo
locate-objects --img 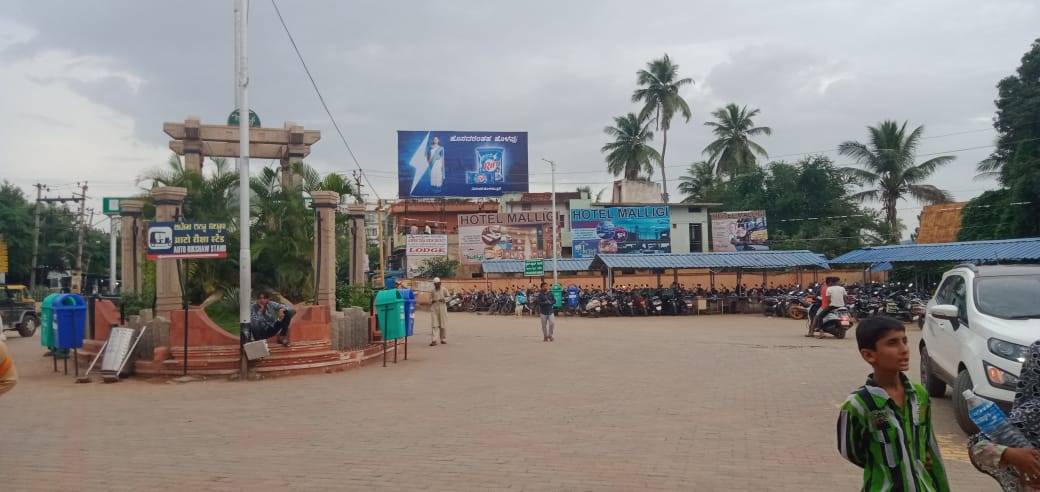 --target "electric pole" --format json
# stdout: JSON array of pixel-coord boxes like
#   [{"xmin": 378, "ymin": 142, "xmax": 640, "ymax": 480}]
[
  {"xmin": 351, "ymin": 170, "xmax": 366, "ymax": 204},
  {"xmin": 29, "ymin": 183, "xmax": 44, "ymax": 290},
  {"xmin": 73, "ymin": 182, "xmax": 88, "ymax": 293},
  {"xmin": 375, "ymin": 199, "xmax": 386, "ymax": 287},
  {"xmin": 541, "ymin": 158, "xmax": 559, "ymax": 284}
]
